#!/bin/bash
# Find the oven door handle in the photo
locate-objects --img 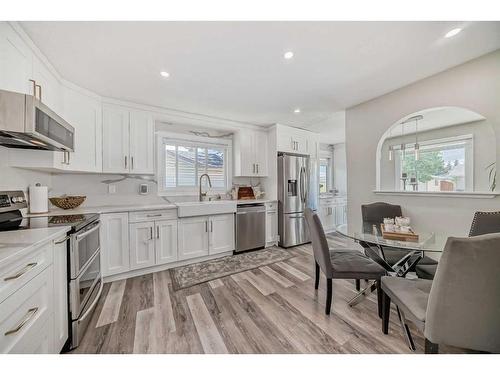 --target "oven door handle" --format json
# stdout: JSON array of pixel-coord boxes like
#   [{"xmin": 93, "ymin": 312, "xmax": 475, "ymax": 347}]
[
  {"xmin": 76, "ymin": 221, "xmax": 100, "ymax": 242},
  {"xmin": 78, "ymin": 277, "xmax": 103, "ymax": 322}
]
